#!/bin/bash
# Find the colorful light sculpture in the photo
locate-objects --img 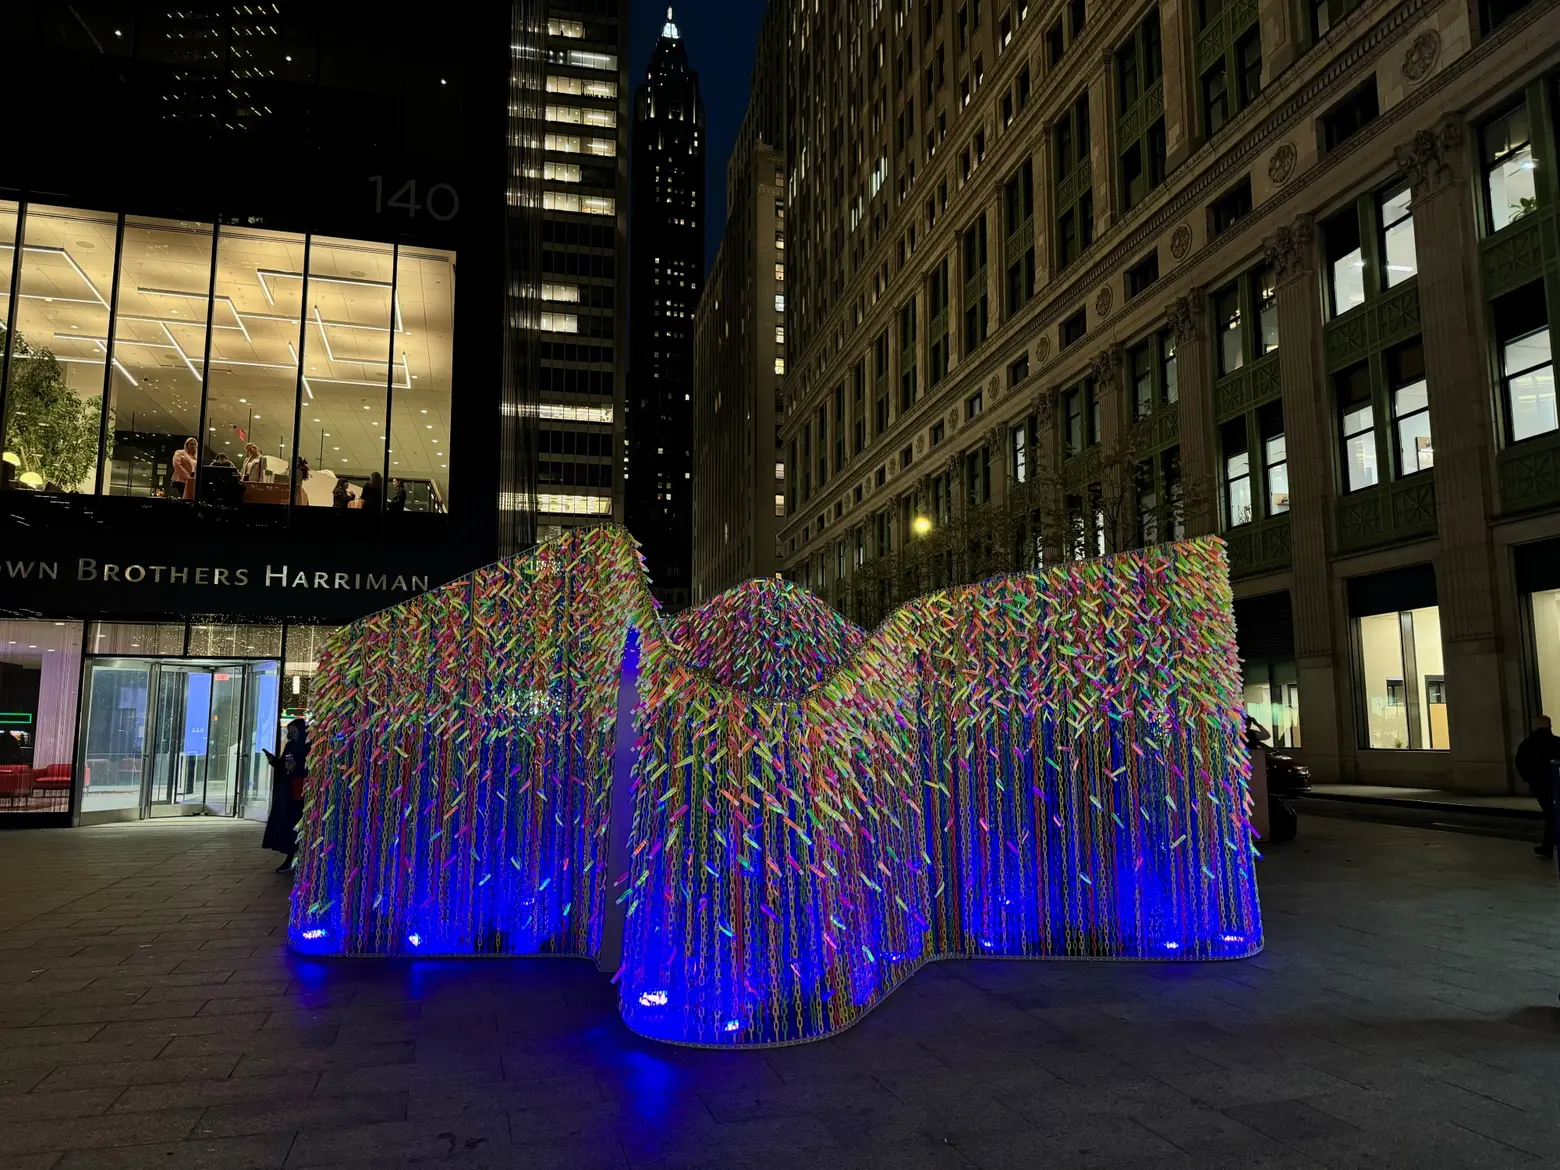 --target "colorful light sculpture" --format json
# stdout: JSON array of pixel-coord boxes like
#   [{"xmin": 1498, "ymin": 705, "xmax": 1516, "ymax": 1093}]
[{"xmin": 291, "ymin": 527, "xmax": 1262, "ymax": 1047}]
